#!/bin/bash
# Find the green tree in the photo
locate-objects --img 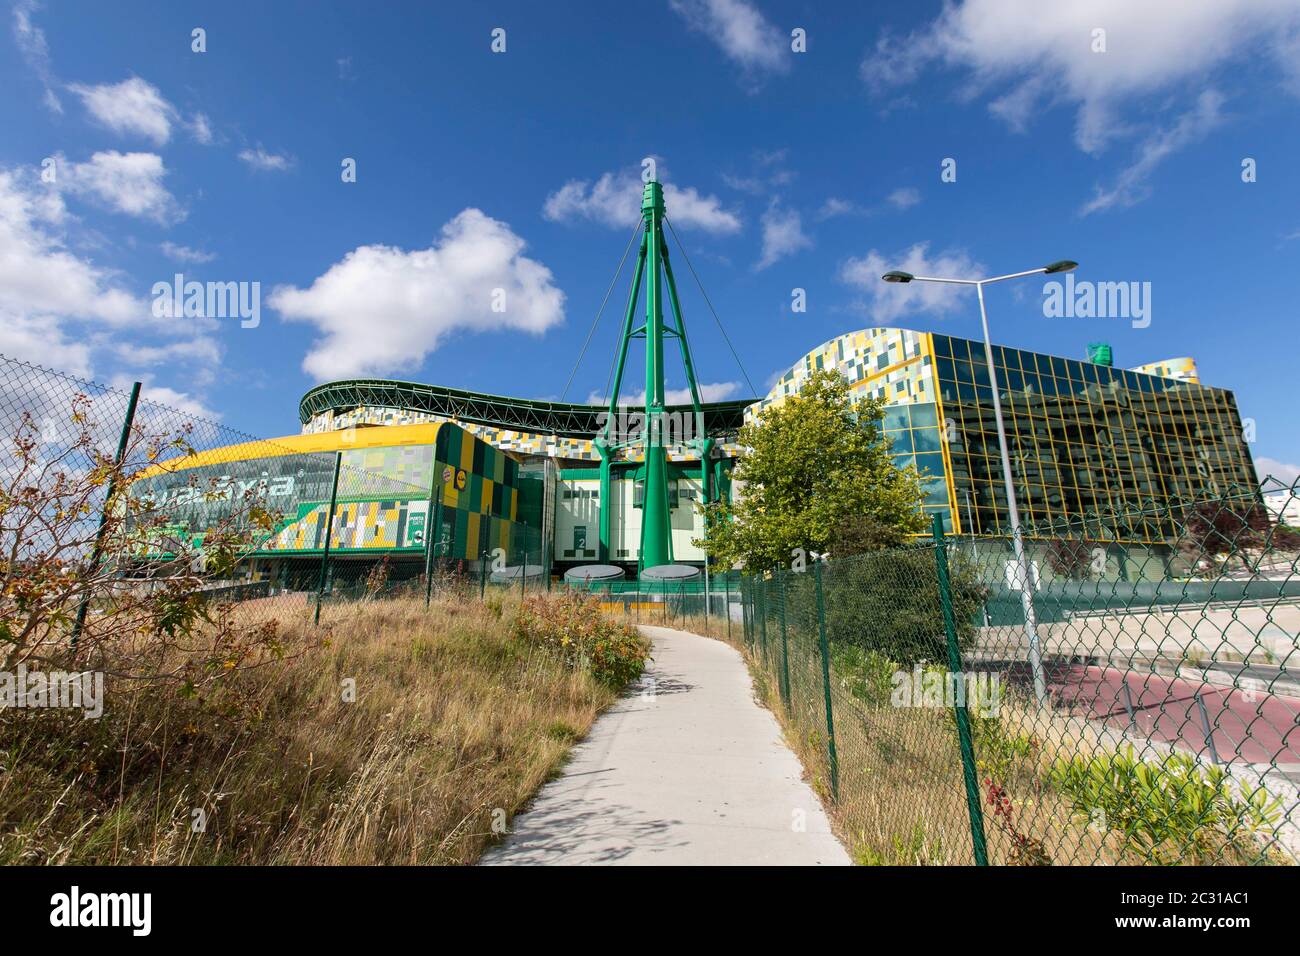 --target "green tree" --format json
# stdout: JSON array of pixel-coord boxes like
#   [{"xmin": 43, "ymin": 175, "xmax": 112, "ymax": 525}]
[
  {"xmin": 700, "ymin": 369, "xmax": 926, "ymax": 572},
  {"xmin": 822, "ymin": 545, "xmax": 987, "ymax": 667}
]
